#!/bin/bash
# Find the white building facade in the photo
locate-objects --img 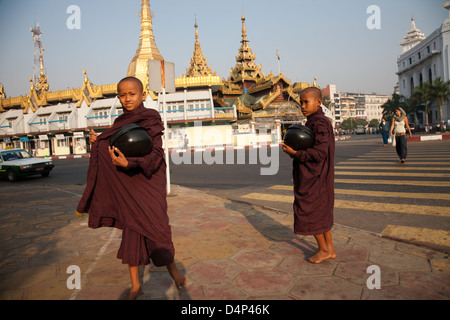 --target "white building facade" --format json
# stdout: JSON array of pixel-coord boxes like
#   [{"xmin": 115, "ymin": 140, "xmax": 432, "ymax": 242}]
[{"xmin": 397, "ymin": 4, "xmax": 450, "ymax": 128}]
